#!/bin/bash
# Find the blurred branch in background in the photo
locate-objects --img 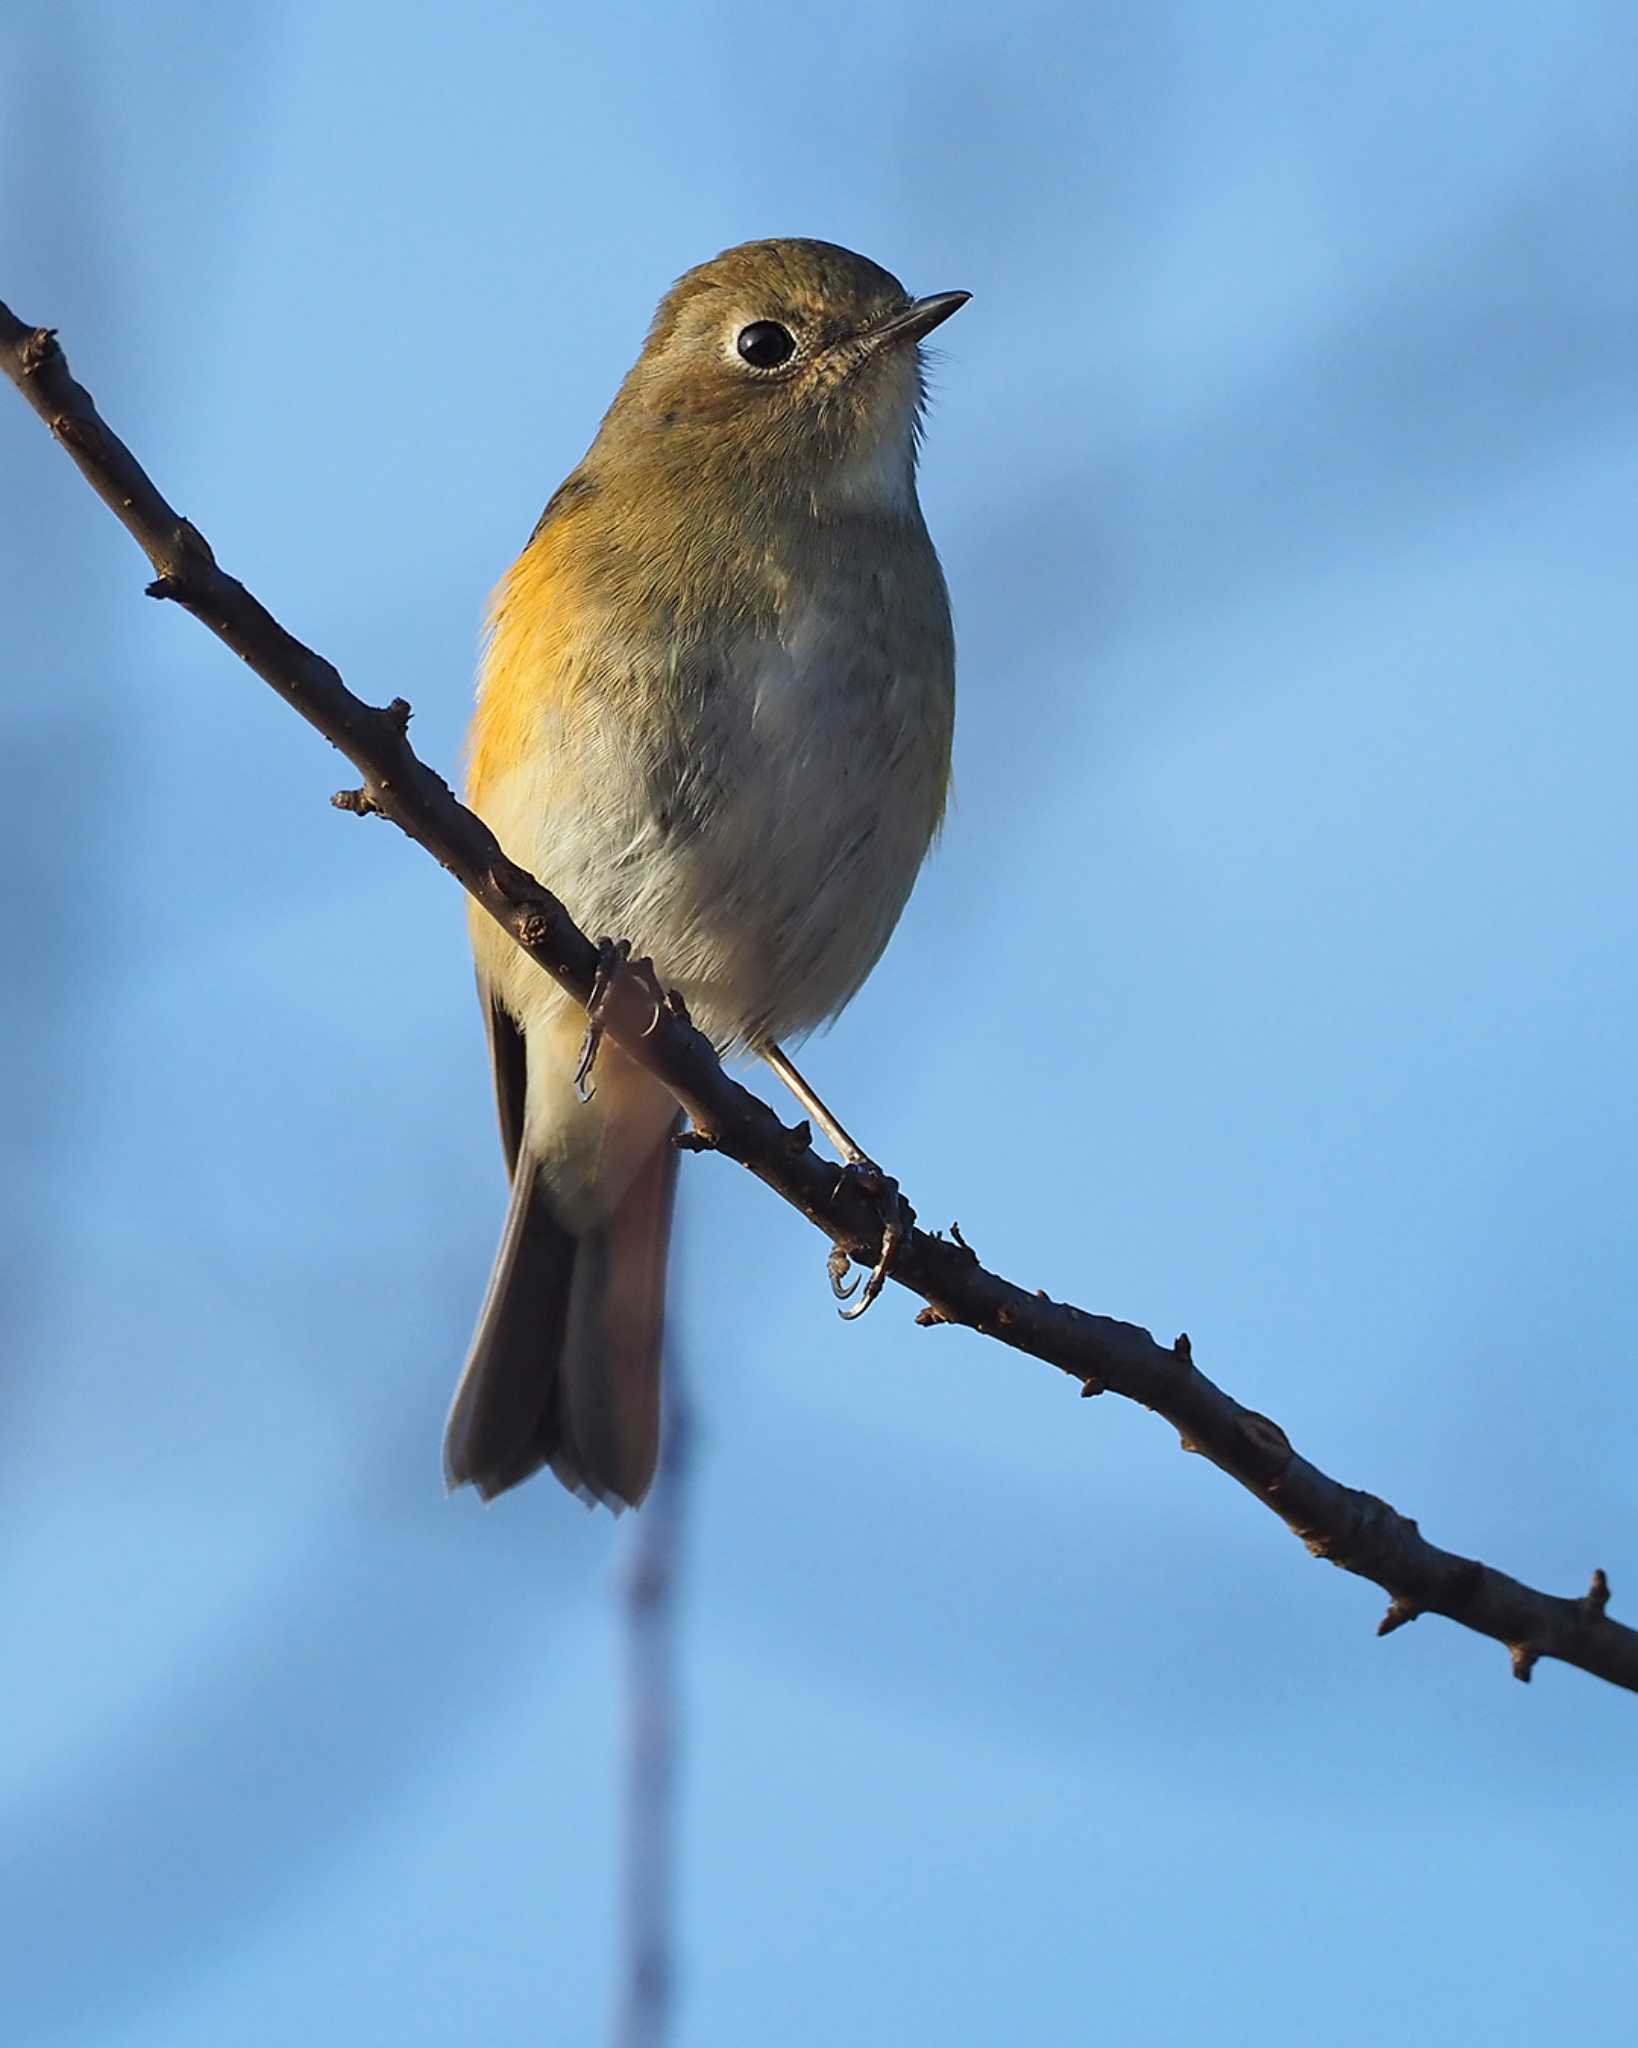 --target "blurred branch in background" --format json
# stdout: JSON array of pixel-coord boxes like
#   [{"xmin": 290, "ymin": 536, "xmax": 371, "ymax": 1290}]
[
  {"xmin": 4, "ymin": 301, "xmax": 1636, "ymax": 1699},
  {"xmin": 616, "ymin": 1362, "xmax": 692, "ymax": 2048}
]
